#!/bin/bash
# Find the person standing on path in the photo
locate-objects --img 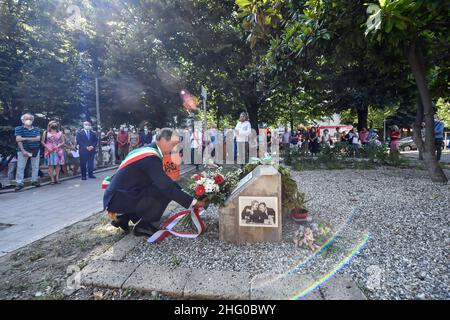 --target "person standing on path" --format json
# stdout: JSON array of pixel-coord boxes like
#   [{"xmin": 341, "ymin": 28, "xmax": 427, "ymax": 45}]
[
  {"xmin": 321, "ymin": 129, "xmax": 332, "ymax": 146},
  {"xmin": 282, "ymin": 128, "xmax": 290, "ymax": 151},
  {"xmin": 434, "ymin": 114, "xmax": 445, "ymax": 161},
  {"xmin": 128, "ymin": 127, "xmax": 141, "ymax": 152},
  {"xmin": 140, "ymin": 125, "xmax": 153, "ymax": 147},
  {"xmin": 234, "ymin": 112, "xmax": 252, "ymax": 164},
  {"xmin": 105, "ymin": 129, "xmax": 116, "ymax": 165},
  {"xmin": 76, "ymin": 121, "xmax": 98, "ymax": 180},
  {"xmin": 309, "ymin": 127, "xmax": 320, "ymax": 155},
  {"xmin": 334, "ymin": 127, "xmax": 342, "ymax": 144},
  {"xmin": 117, "ymin": 126, "xmax": 129, "ymax": 161},
  {"xmin": 359, "ymin": 127, "xmax": 369, "ymax": 145},
  {"xmin": 389, "ymin": 125, "xmax": 401, "ymax": 158},
  {"xmin": 63, "ymin": 127, "xmax": 79, "ymax": 176},
  {"xmin": 190, "ymin": 127, "xmax": 202, "ymax": 170},
  {"xmin": 14, "ymin": 113, "xmax": 42, "ymax": 191},
  {"xmin": 42, "ymin": 121, "xmax": 66, "ymax": 184},
  {"xmin": 267, "ymin": 129, "xmax": 272, "ymax": 153}
]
